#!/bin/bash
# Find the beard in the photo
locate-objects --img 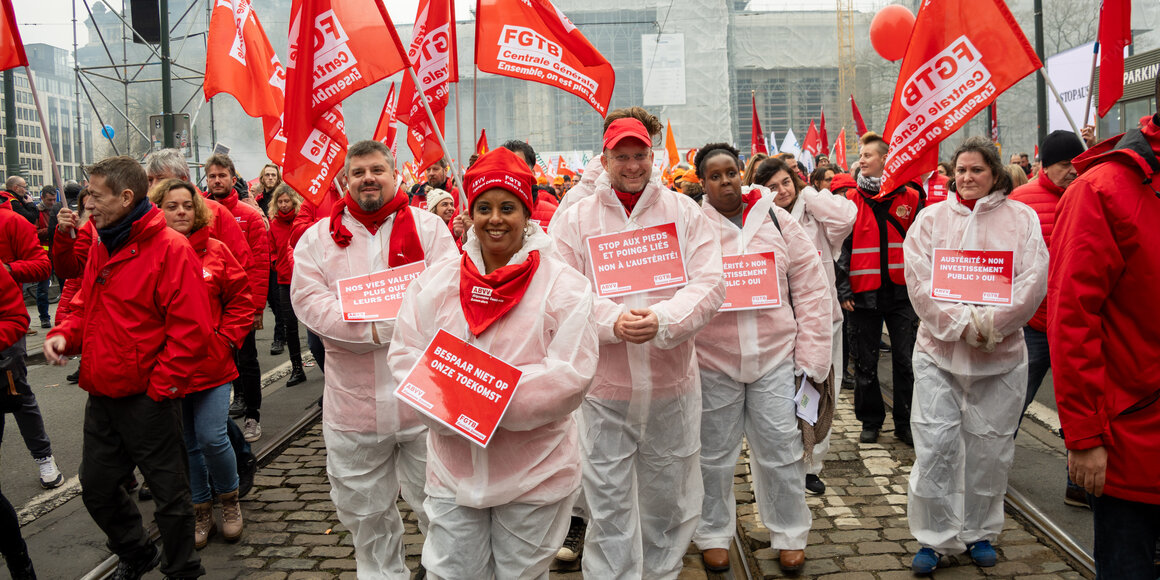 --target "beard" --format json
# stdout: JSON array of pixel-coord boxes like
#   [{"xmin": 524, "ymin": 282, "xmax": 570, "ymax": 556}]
[{"xmin": 357, "ymin": 193, "xmax": 385, "ymax": 212}]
